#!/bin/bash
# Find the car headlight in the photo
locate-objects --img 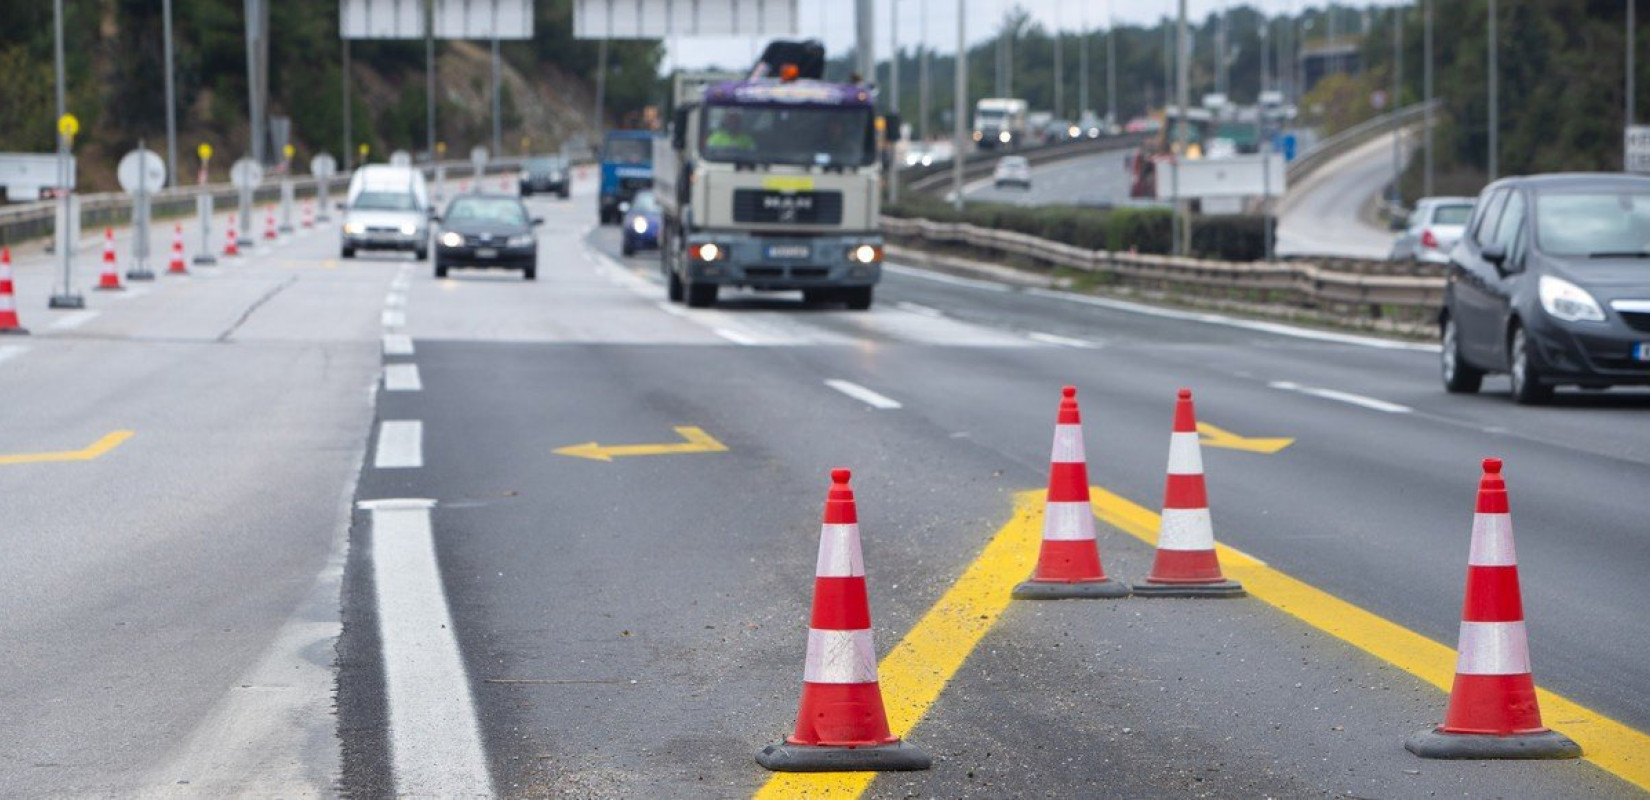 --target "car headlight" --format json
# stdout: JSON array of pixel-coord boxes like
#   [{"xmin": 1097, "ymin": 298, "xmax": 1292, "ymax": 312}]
[
  {"xmin": 439, "ymin": 231, "xmax": 463, "ymax": 248},
  {"xmin": 848, "ymin": 244, "xmax": 882, "ymax": 264},
  {"xmin": 399, "ymin": 223, "xmax": 418, "ymax": 236},
  {"xmin": 1068, "ymin": 126, "xmax": 1081, "ymax": 138},
  {"xmin": 999, "ymin": 131, "xmax": 1011, "ymax": 143},
  {"xmin": 1538, "ymin": 275, "xmax": 1605, "ymax": 322},
  {"xmin": 631, "ymin": 217, "xmax": 649, "ymax": 234},
  {"xmin": 506, "ymin": 234, "xmax": 534, "ymax": 247},
  {"xmin": 344, "ymin": 222, "xmax": 365, "ymax": 235}
]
